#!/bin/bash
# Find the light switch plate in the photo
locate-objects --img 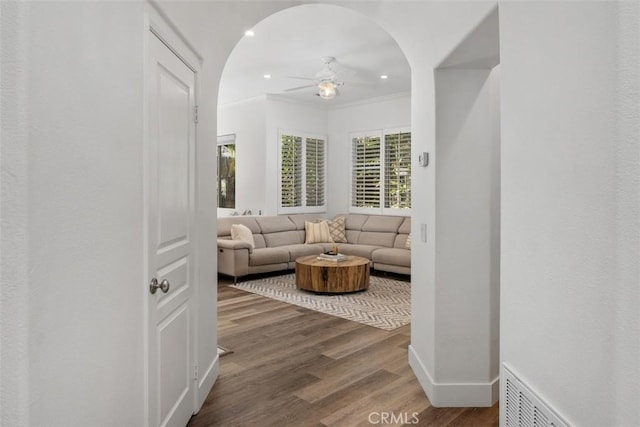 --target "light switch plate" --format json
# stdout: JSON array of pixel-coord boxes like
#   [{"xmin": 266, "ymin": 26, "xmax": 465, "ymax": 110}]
[{"xmin": 418, "ymin": 152, "xmax": 429, "ymax": 167}]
